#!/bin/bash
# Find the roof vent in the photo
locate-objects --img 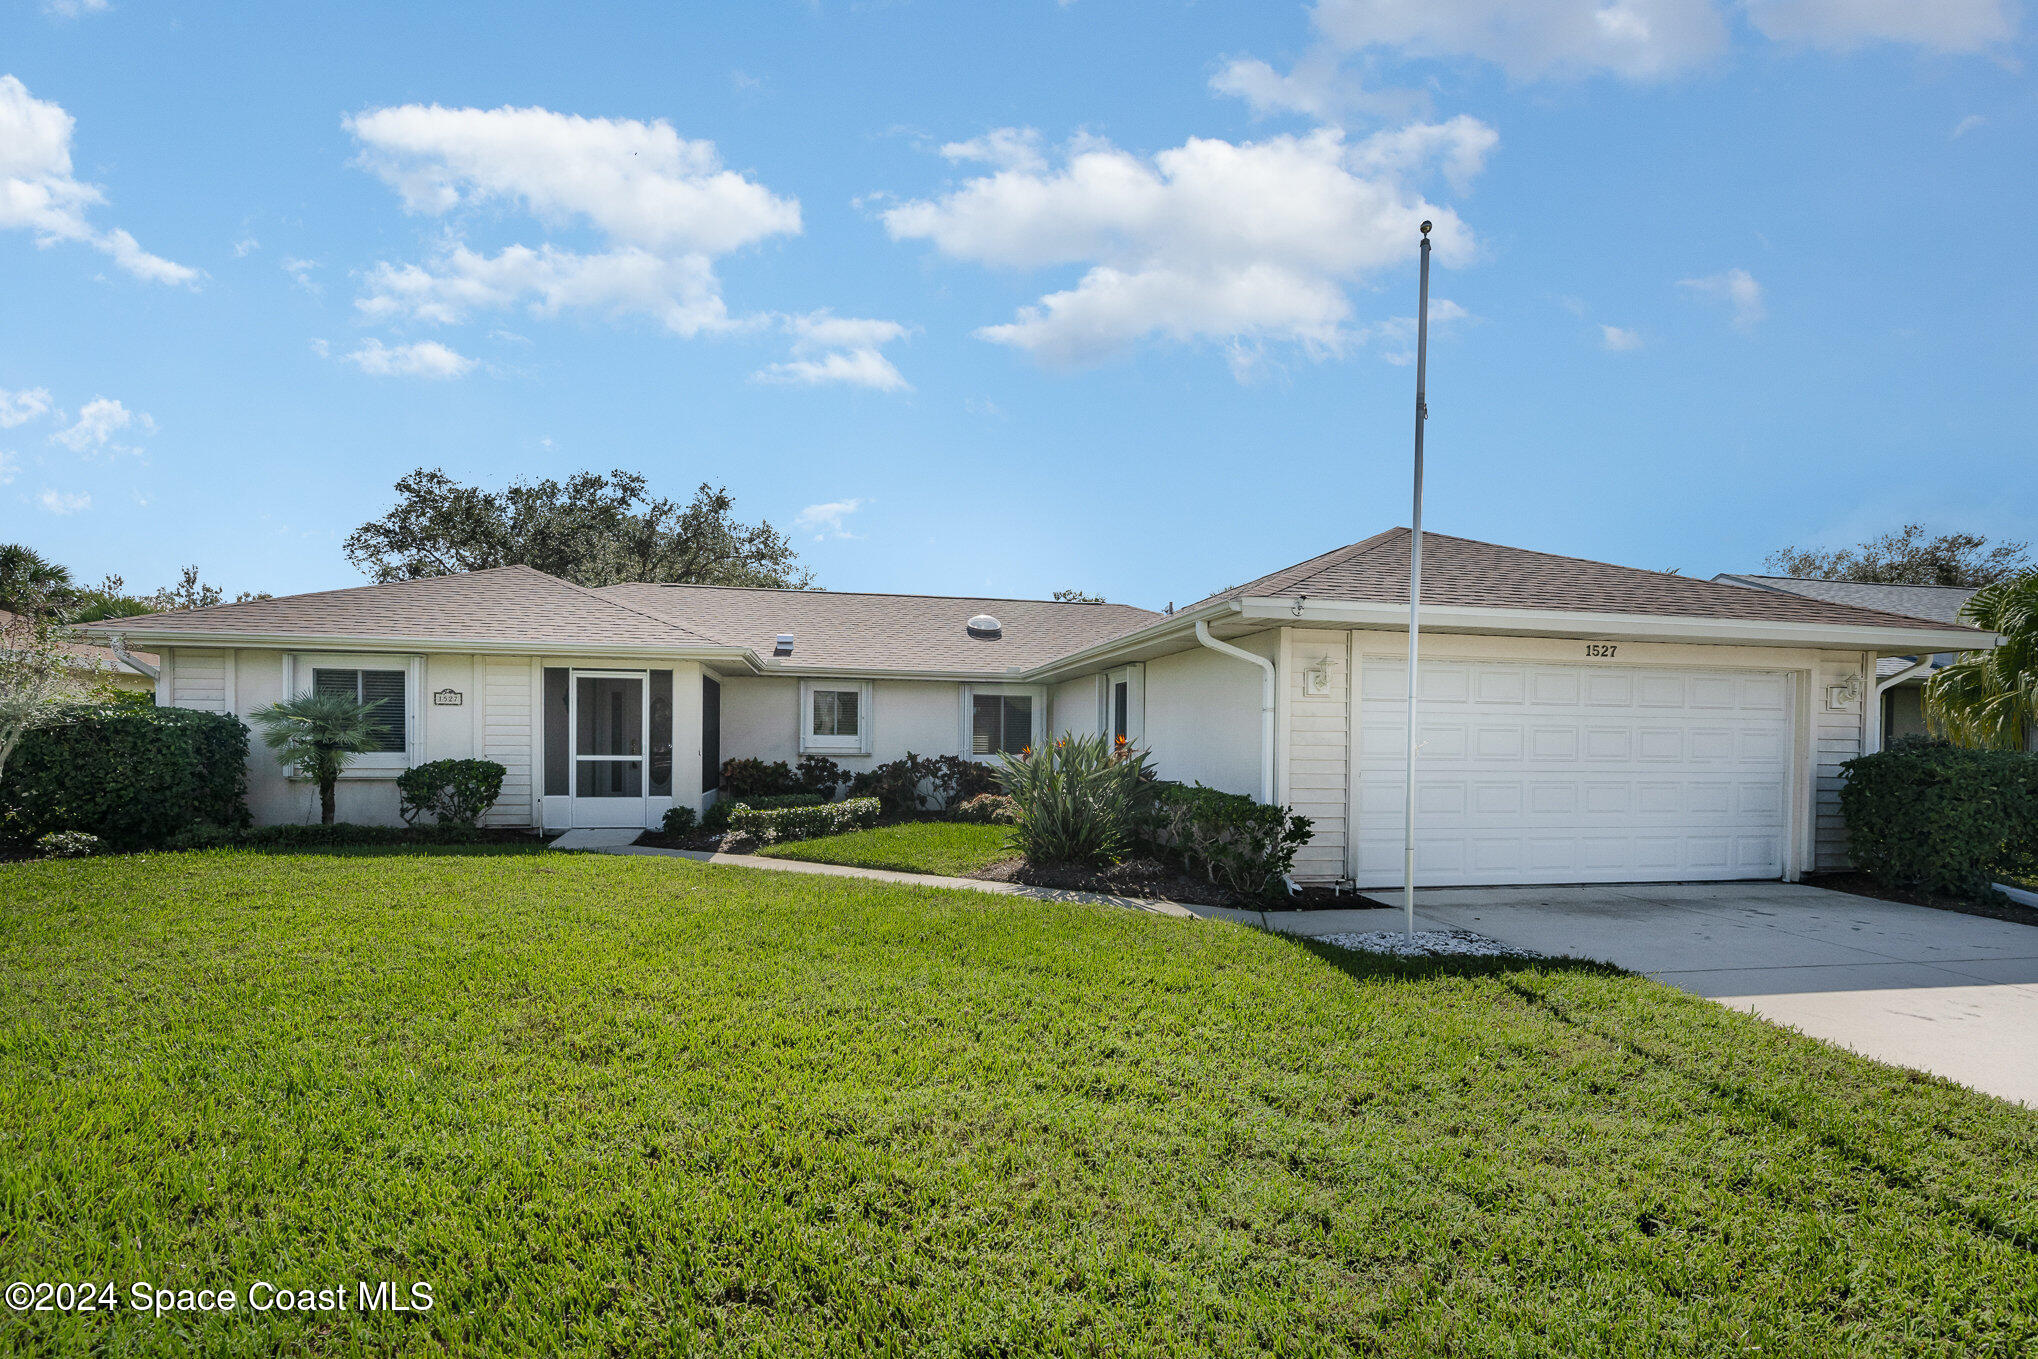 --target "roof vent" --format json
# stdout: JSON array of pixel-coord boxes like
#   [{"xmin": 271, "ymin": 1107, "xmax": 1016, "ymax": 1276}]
[
  {"xmin": 773, "ymin": 632, "xmax": 794, "ymax": 656},
  {"xmin": 966, "ymin": 614, "xmax": 1002, "ymax": 639}
]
